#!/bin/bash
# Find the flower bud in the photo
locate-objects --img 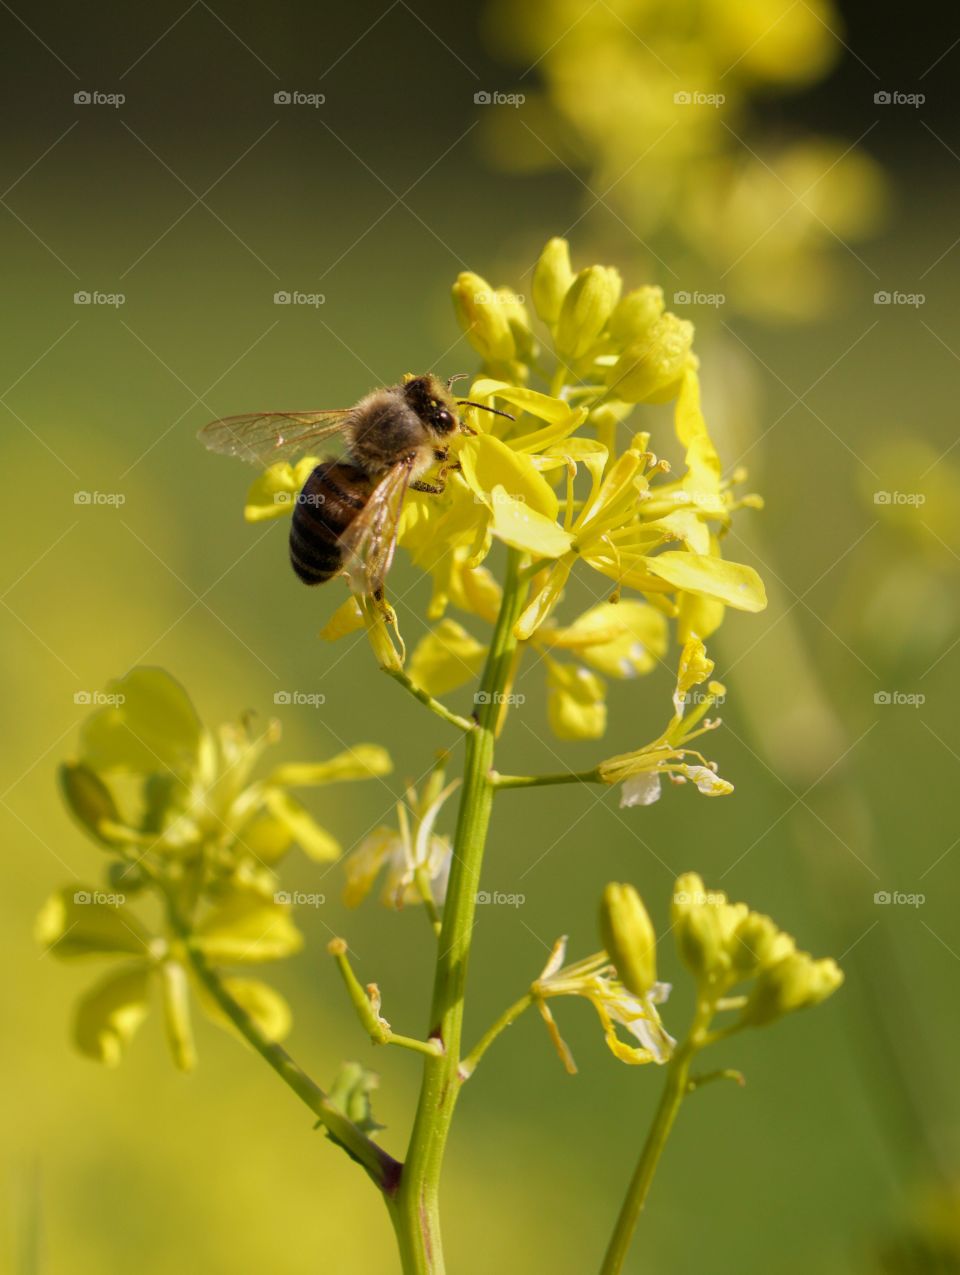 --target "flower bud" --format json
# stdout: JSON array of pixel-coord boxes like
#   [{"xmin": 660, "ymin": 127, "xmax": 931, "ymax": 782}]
[
  {"xmin": 495, "ymin": 287, "xmax": 539, "ymax": 364},
  {"xmin": 608, "ymin": 314, "xmax": 694, "ymax": 403},
  {"xmin": 671, "ymin": 872, "xmax": 726, "ymax": 979},
  {"xmin": 452, "ymin": 271, "xmax": 515, "ymax": 363},
  {"xmin": 532, "ymin": 237, "xmax": 575, "ymax": 325},
  {"xmin": 739, "ymin": 952, "xmax": 843, "ymax": 1028},
  {"xmin": 729, "ymin": 911, "xmax": 794, "ymax": 977},
  {"xmin": 59, "ymin": 761, "xmax": 123, "ymax": 847},
  {"xmin": 556, "ymin": 265, "xmax": 622, "ymax": 363},
  {"xmin": 608, "ymin": 286, "xmax": 664, "ymax": 345},
  {"xmin": 600, "ymin": 882, "xmax": 657, "ymax": 997}
]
